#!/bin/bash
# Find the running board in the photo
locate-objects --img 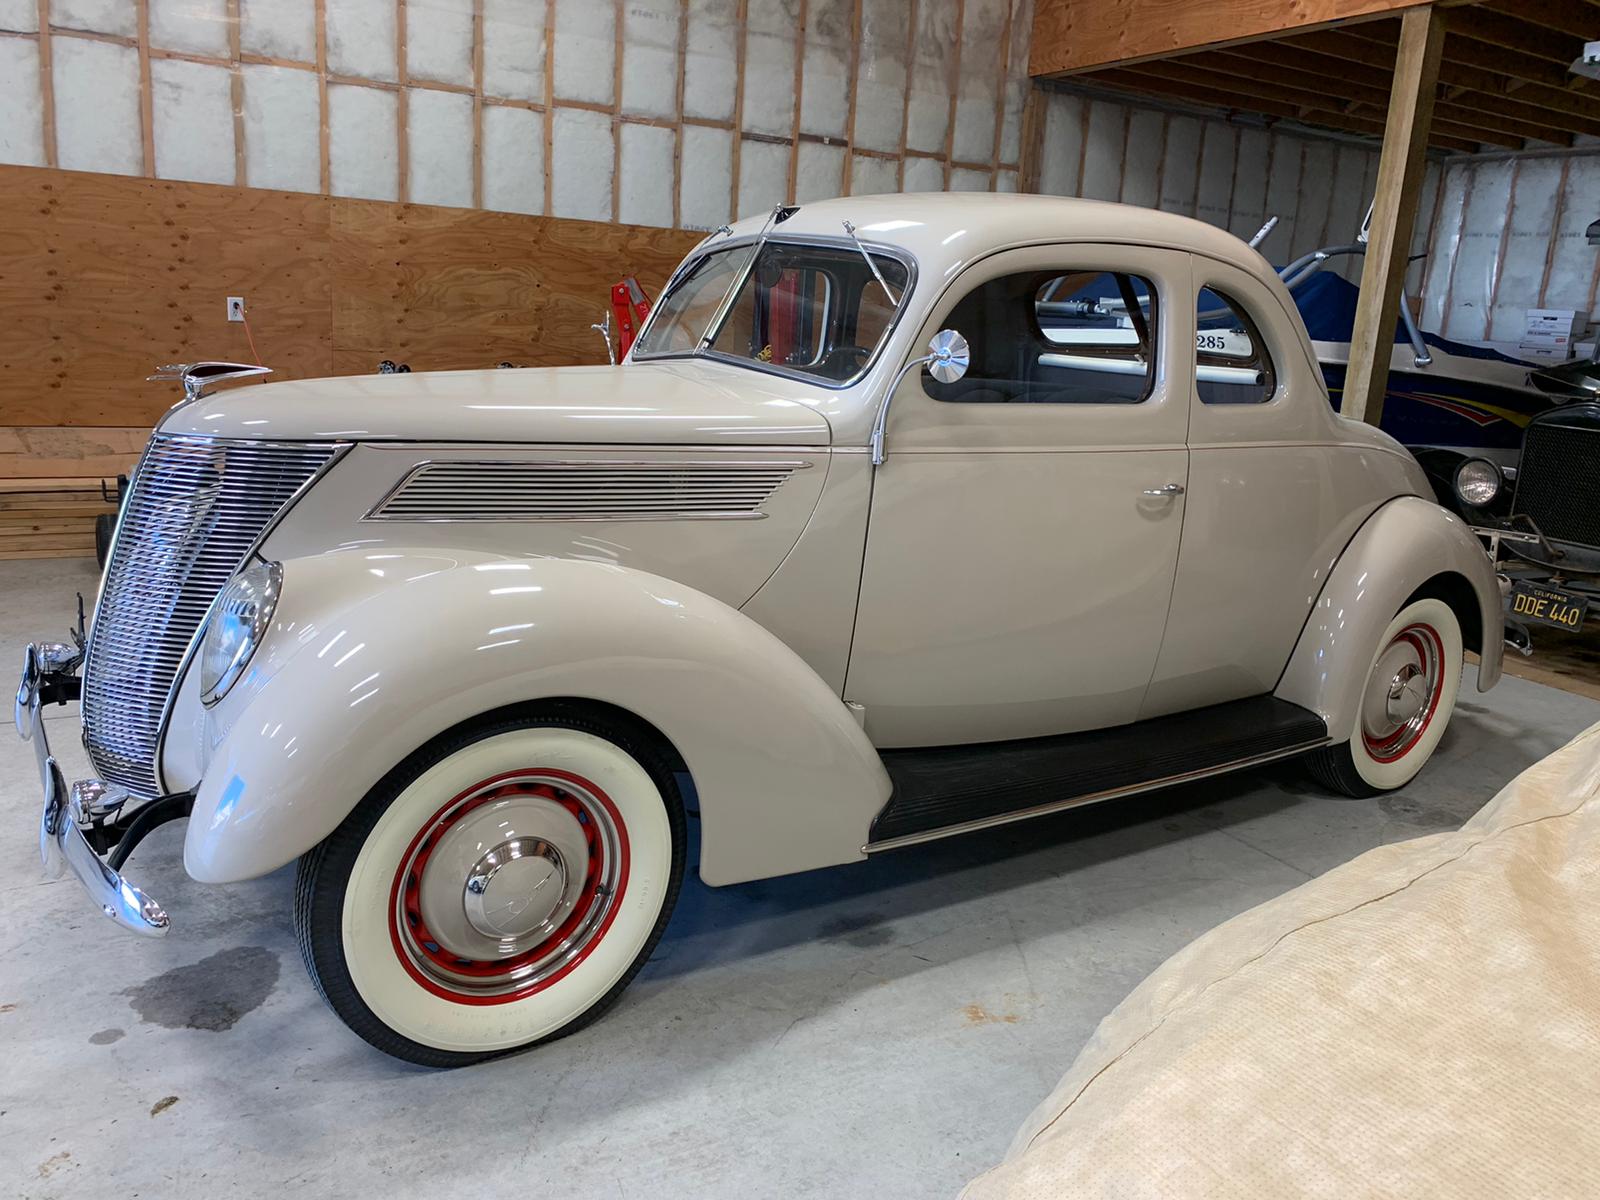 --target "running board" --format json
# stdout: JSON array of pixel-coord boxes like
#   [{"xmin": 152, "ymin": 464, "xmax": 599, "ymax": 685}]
[{"xmin": 866, "ymin": 696, "xmax": 1329, "ymax": 852}]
